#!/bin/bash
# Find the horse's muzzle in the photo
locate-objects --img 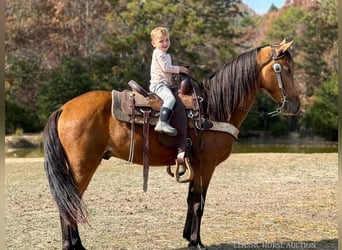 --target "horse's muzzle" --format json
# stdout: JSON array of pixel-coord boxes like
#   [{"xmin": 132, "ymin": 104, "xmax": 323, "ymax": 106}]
[{"xmin": 285, "ymin": 100, "xmax": 301, "ymax": 115}]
